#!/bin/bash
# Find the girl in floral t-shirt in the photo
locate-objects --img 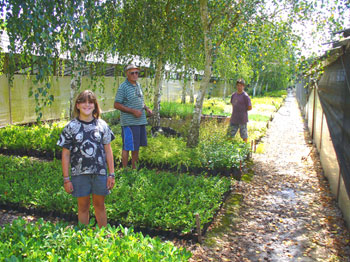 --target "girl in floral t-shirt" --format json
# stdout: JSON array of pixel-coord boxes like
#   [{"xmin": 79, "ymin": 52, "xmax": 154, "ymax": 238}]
[{"xmin": 57, "ymin": 90, "xmax": 115, "ymax": 228}]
